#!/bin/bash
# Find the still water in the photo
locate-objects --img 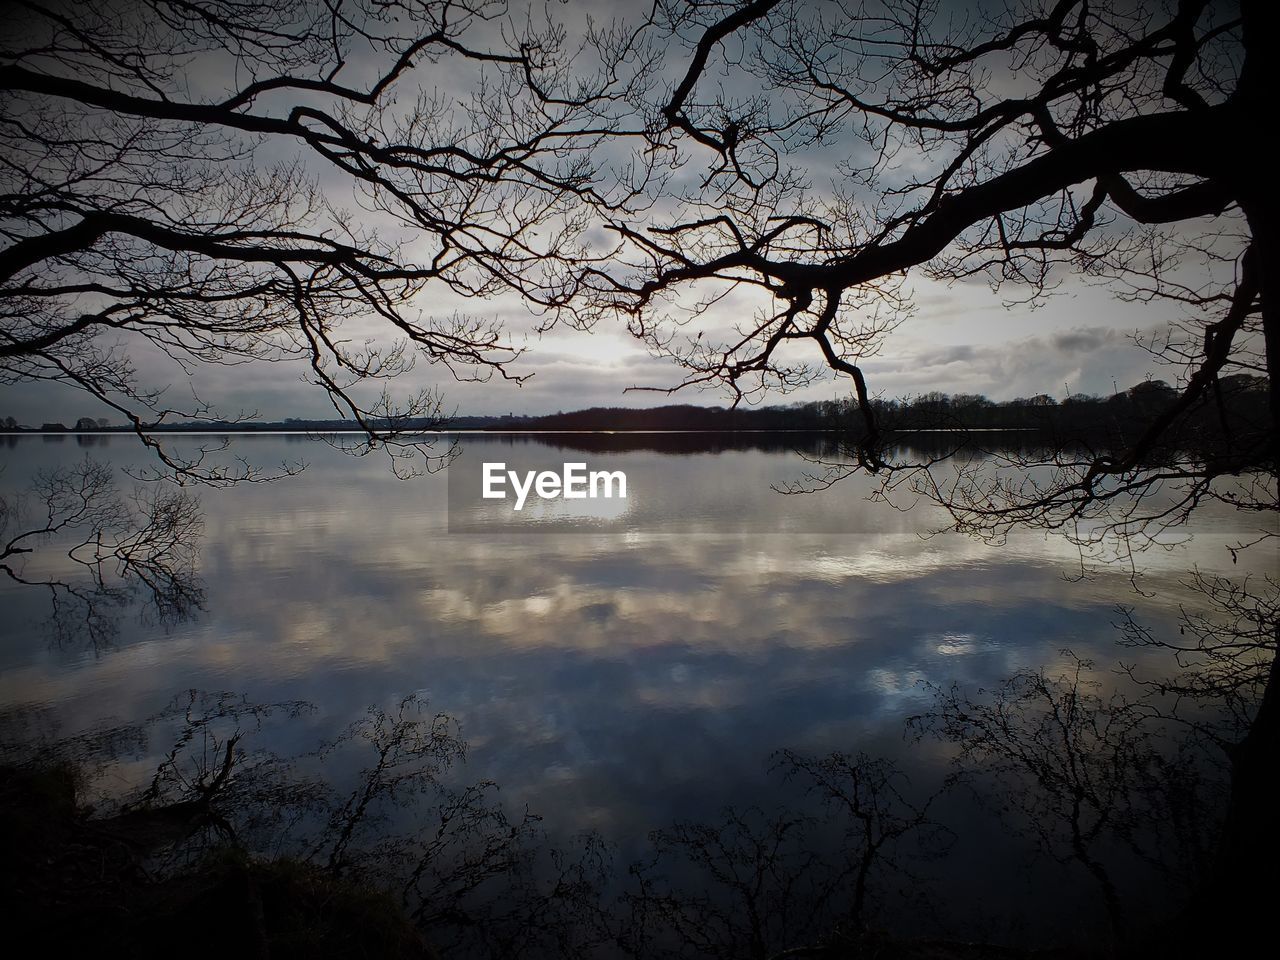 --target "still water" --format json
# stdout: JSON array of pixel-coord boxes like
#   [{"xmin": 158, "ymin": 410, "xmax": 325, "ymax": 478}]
[{"xmin": 0, "ymin": 432, "xmax": 1271, "ymax": 948}]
